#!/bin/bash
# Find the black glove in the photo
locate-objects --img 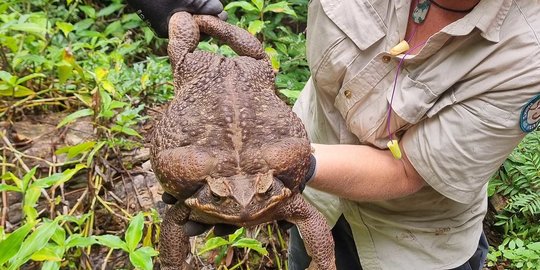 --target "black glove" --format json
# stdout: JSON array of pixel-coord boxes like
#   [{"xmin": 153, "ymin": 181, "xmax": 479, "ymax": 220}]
[
  {"xmin": 299, "ymin": 154, "xmax": 317, "ymax": 193},
  {"xmin": 127, "ymin": 0, "xmax": 225, "ymax": 38},
  {"xmin": 161, "ymin": 192, "xmax": 239, "ymax": 236}
]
